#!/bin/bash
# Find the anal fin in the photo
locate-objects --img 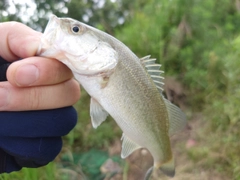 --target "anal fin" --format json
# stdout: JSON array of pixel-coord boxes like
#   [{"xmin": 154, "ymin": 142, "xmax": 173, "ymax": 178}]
[
  {"xmin": 121, "ymin": 134, "xmax": 142, "ymax": 159},
  {"xmin": 90, "ymin": 98, "xmax": 109, "ymax": 129}
]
